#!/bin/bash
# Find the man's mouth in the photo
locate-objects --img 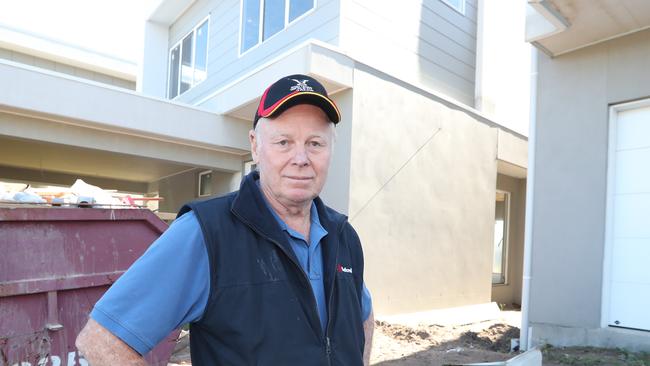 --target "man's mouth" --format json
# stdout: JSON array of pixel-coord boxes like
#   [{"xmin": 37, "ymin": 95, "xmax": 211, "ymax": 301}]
[{"xmin": 285, "ymin": 176, "xmax": 313, "ymax": 181}]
